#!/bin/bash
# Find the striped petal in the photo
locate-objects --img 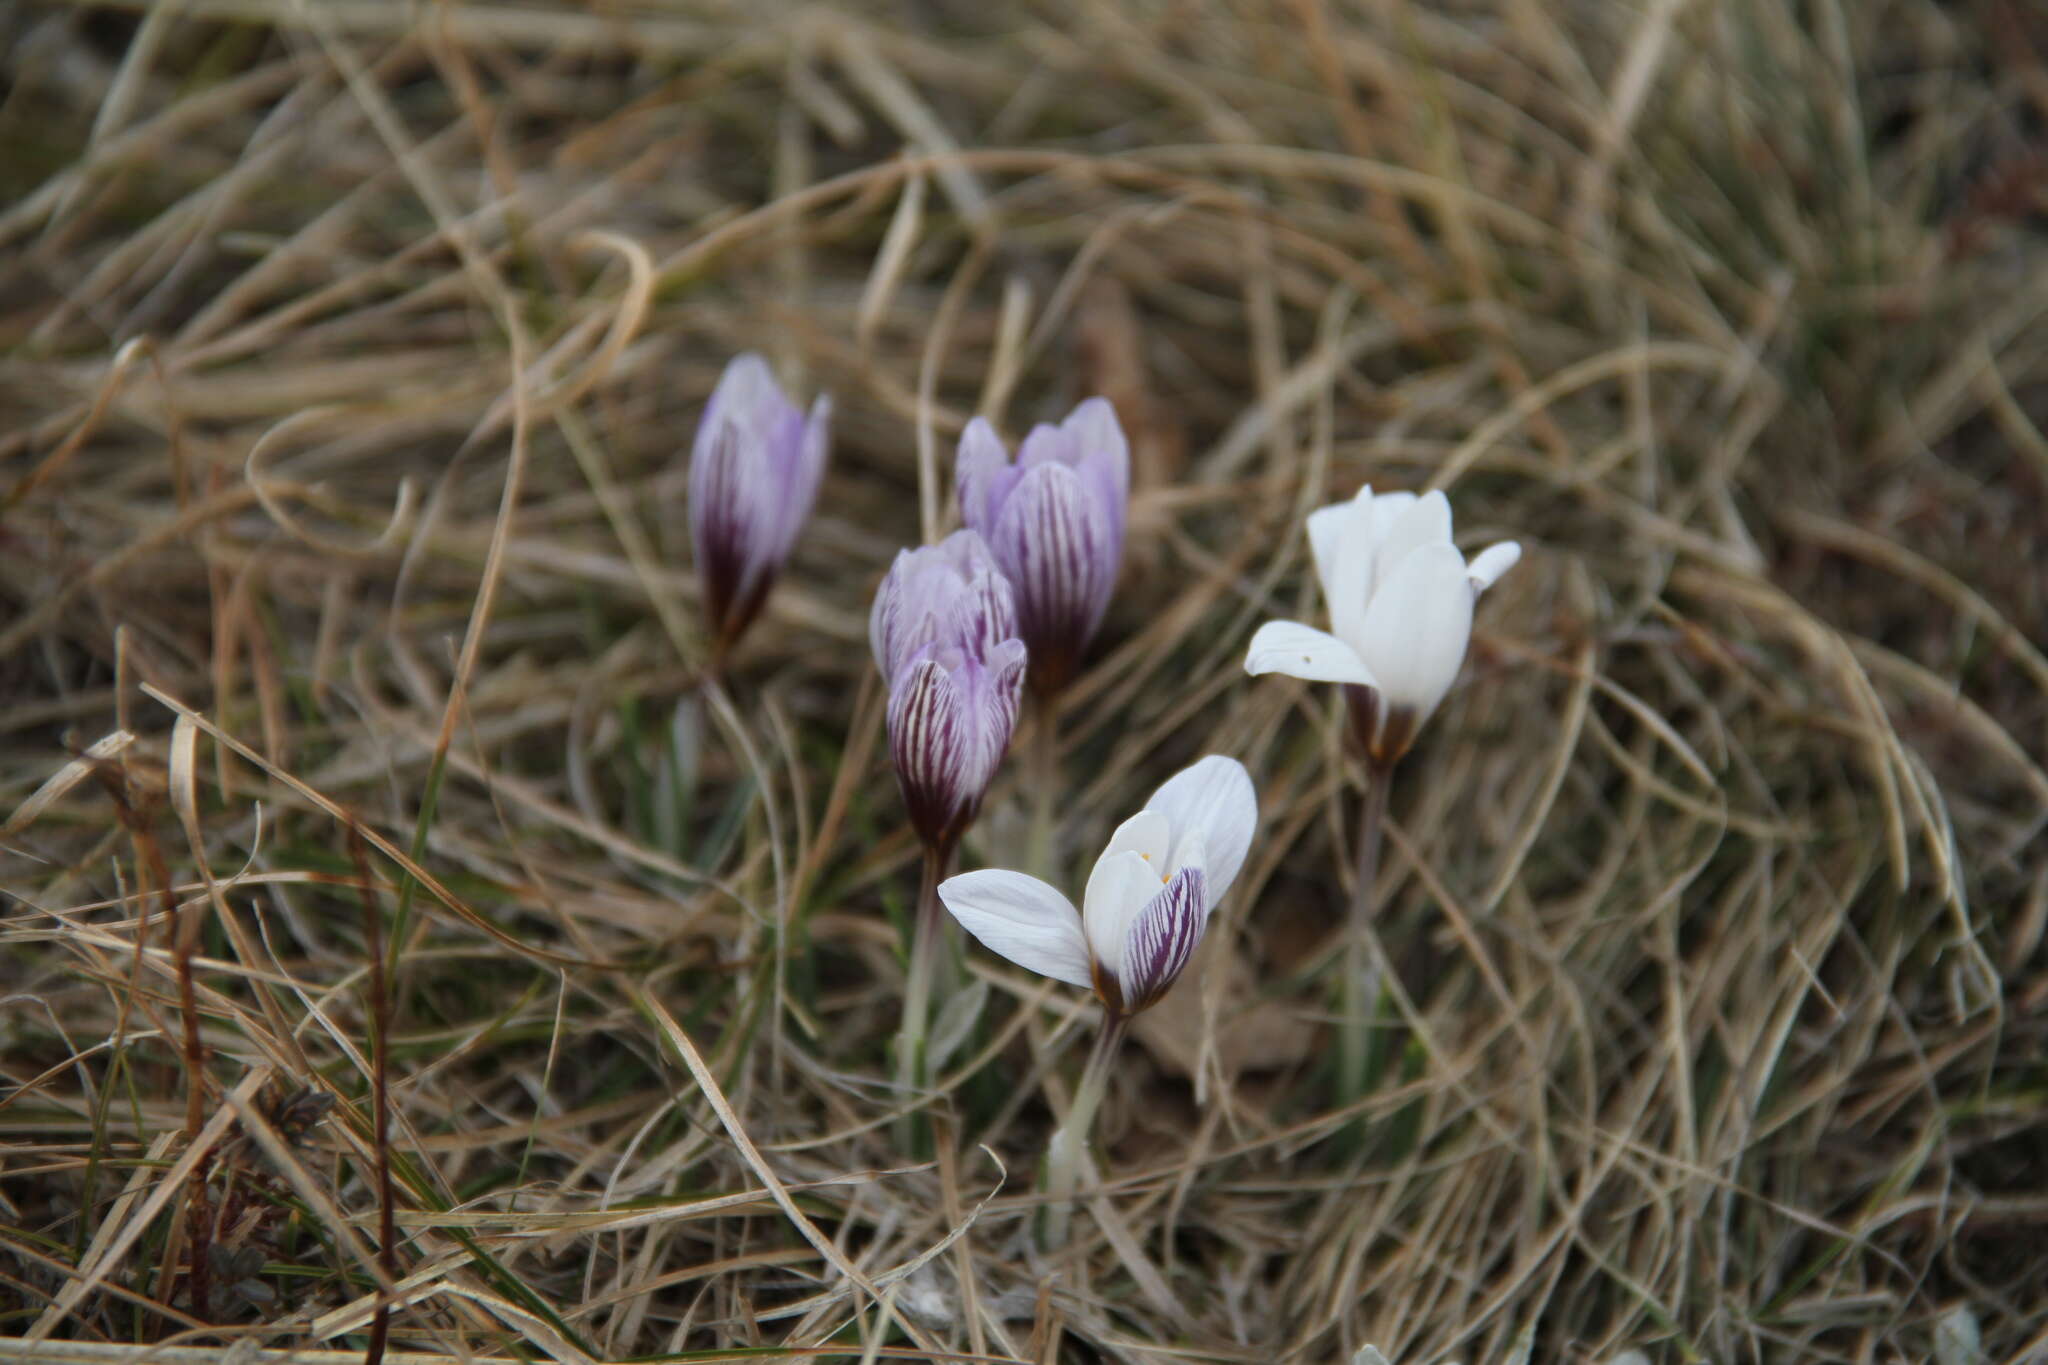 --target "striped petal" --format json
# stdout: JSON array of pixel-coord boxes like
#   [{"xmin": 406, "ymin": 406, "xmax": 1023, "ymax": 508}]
[
  {"xmin": 1081, "ymin": 848, "xmax": 1167, "ymax": 985},
  {"xmin": 989, "ymin": 461, "xmax": 1117, "ymax": 679},
  {"xmin": 885, "ymin": 655, "xmax": 972, "ymax": 849},
  {"xmin": 1114, "ymin": 866, "xmax": 1208, "ymax": 1012}
]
